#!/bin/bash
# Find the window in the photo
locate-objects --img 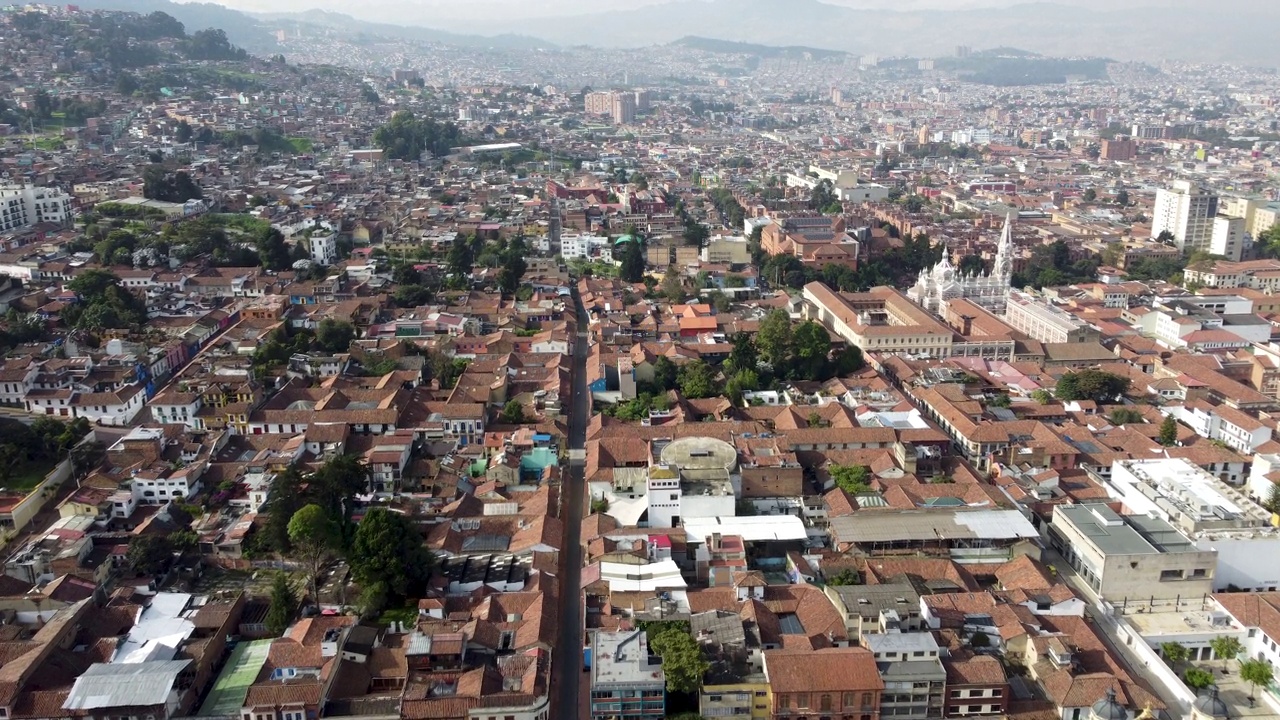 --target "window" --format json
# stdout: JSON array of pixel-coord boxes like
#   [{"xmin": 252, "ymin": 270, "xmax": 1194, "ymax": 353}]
[
  {"xmin": 779, "ymin": 695, "xmax": 790, "ymax": 709},
  {"xmin": 820, "ymin": 694, "xmax": 832, "ymax": 711},
  {"xmin": 862, "ymin": 692, "xmax": 873, "ymax": 708},
  {"xmin": 797, "ymin": 693, "xmax": 810, "ymax": 708}
]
